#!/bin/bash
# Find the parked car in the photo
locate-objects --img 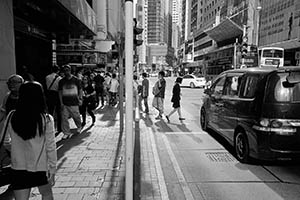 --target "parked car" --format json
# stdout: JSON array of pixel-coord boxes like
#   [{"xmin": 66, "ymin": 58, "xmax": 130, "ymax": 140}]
[
  {"xmin": 200, "ymin": 66, "xmax": 300, "ymax": 163},
  {"xmin": 181, "ymin": 74, "xmax": 206, "ymax": 88}
]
